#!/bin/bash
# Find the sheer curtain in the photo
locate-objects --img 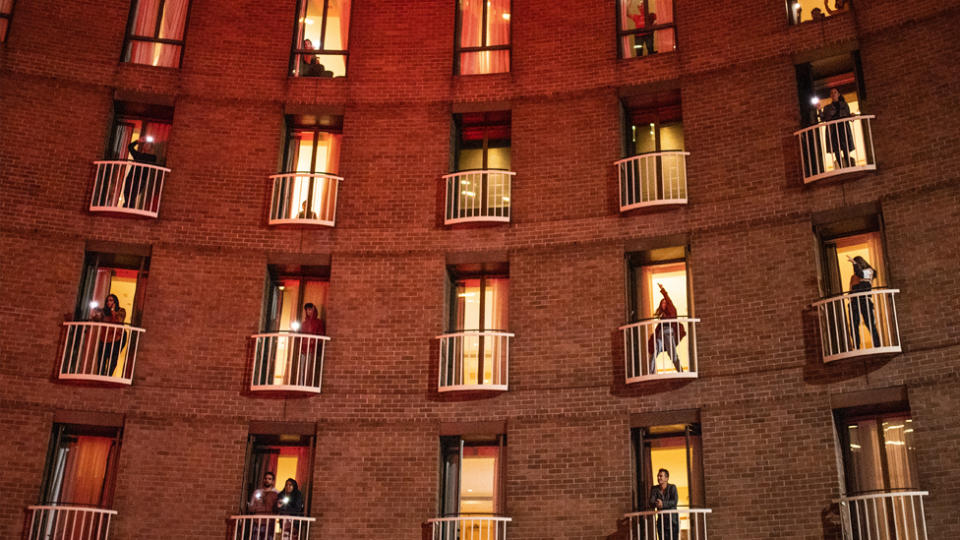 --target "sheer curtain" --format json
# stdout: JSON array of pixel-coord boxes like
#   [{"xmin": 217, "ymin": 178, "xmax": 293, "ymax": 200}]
[
  {"xmin": 127, "ymin": 0, "xmax": 188, "ymax": 67},
  {"xmin": 485, "ymin": 278, "xmax": 509, "ymax": 331},
  {"xmin": 652, "ymin": 0, "xmax": 675, "ymax": 52},
  {"xmin": 459, "ymin": 0, "xmax": 509, "ymax": 74},
  {"xmin": 58, "ymin": 436, "xmax": 114, "ymax": 506}
]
